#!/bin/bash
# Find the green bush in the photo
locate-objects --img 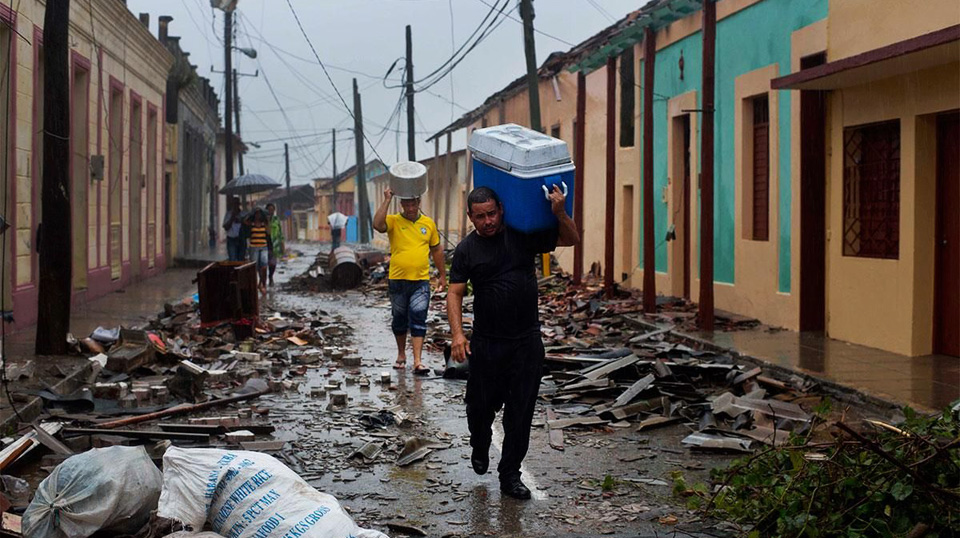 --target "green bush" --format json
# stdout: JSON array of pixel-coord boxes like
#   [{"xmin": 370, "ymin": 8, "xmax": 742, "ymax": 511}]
[{"xmin": 703, "ymin": 403, "xmax": 960, "ymax": 537}]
